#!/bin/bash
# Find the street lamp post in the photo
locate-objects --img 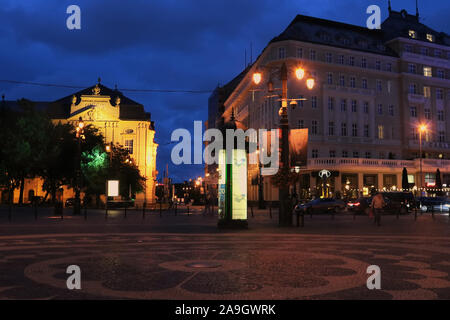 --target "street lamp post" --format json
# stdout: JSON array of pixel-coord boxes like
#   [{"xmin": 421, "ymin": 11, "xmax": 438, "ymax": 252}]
[
  {"xmin": 418, "ymin": 124, "xmax": 427, "ymax": 195},
  {"xmin": 74, "ymin": 117, "xmax": 84, "ymax": 215},
  {"xmin": 253, "ymin": 62, "xmax": 314, "ymax": 226}
]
